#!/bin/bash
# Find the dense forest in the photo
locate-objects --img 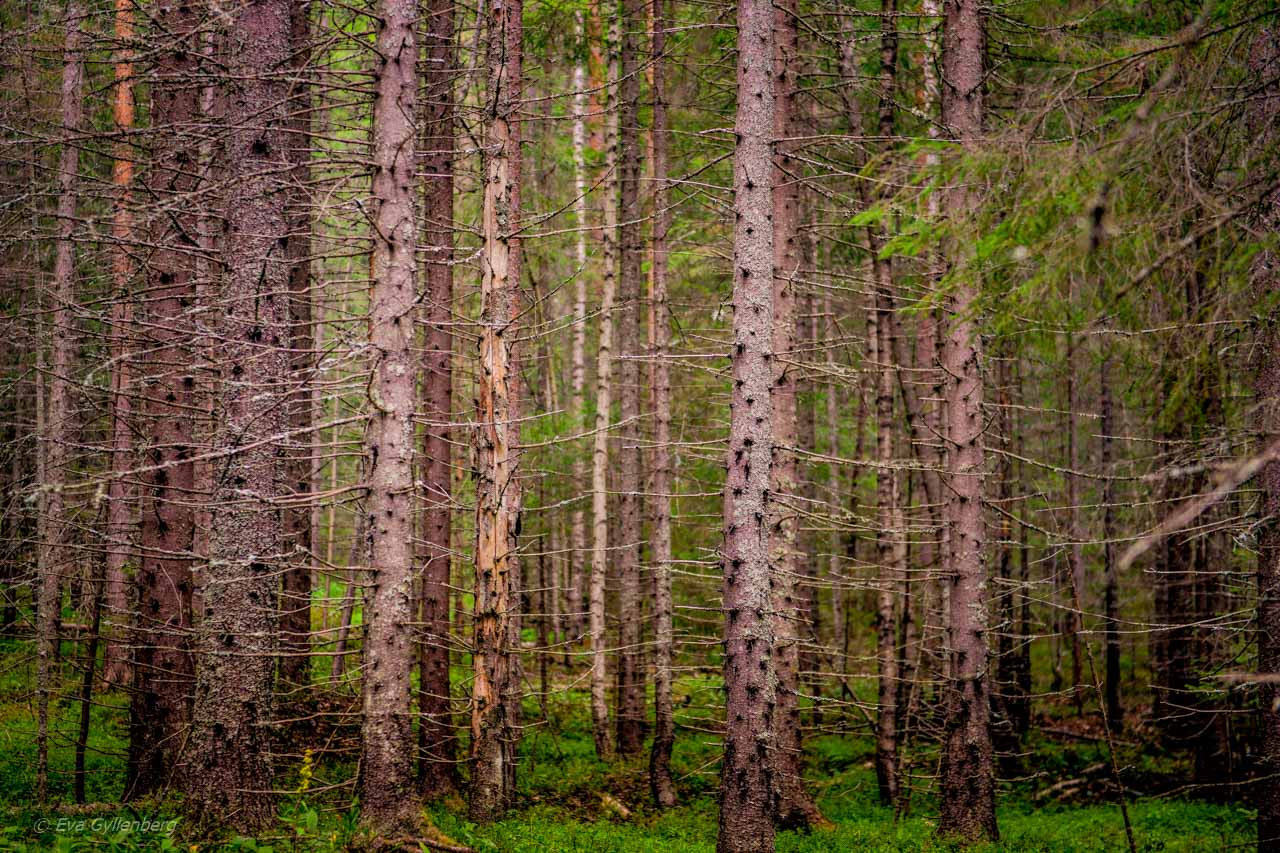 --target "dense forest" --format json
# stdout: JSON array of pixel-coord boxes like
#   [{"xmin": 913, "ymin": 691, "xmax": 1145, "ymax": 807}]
[{"xmin": 0, "ymin": 0, "xmax": 1278, "ymax": 850}]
